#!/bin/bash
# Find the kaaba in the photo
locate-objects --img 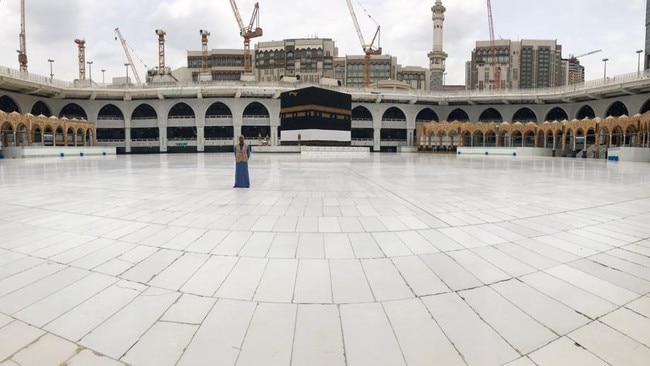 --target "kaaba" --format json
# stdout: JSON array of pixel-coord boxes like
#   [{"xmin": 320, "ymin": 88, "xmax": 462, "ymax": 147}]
[{"xmin": 280, "ymin": 86, "xmax": 351, "ymax": 146}]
